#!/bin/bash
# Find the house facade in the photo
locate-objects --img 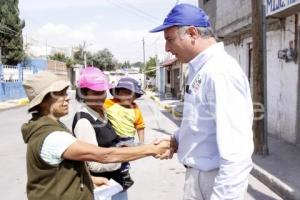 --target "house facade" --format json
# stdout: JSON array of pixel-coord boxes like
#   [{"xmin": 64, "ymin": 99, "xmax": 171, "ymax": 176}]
[
  {"xmin": 158, "ymin": 58, "xmax": 188, "ymax": 100},
  {"xmin": 199, "ymin": 0, "xmax": 300, "ymax": 145}
]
